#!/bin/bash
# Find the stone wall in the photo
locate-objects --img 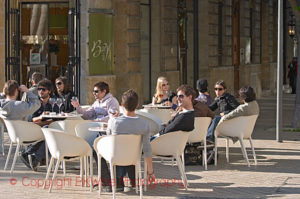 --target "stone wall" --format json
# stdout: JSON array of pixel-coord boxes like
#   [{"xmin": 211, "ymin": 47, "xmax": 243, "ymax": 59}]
[{"xmin": 0, "ymin": 0, "xmax": 5, "ymax": 90}]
